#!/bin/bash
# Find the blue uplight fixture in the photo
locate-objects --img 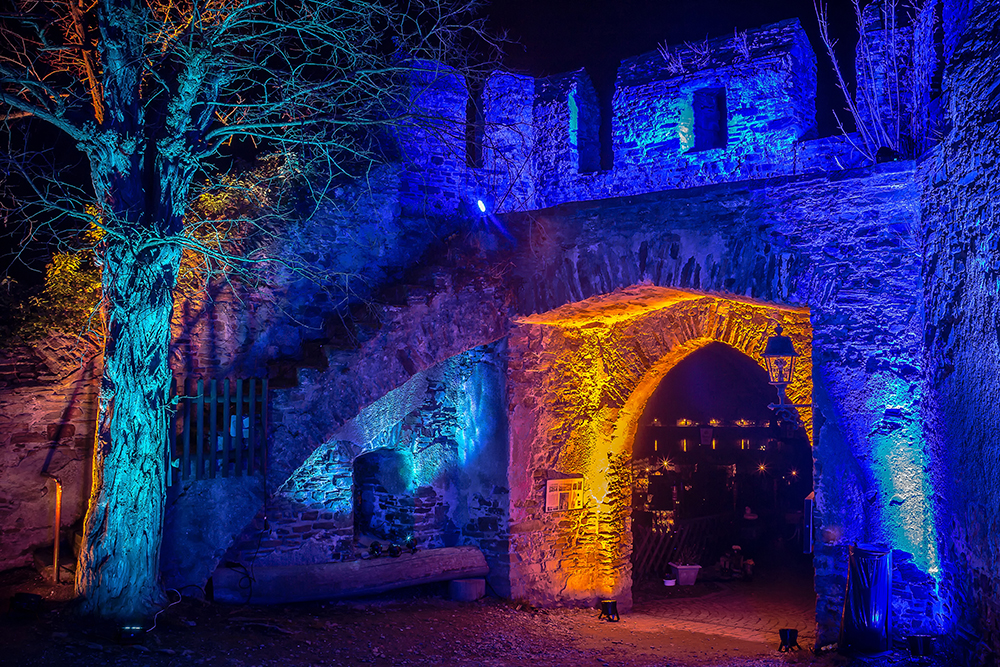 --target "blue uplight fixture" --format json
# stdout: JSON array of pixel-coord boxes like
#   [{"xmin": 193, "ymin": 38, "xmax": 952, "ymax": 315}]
[{"xmin": 476, "ymin": 199, "xmax": 486, "ymax": 213}]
